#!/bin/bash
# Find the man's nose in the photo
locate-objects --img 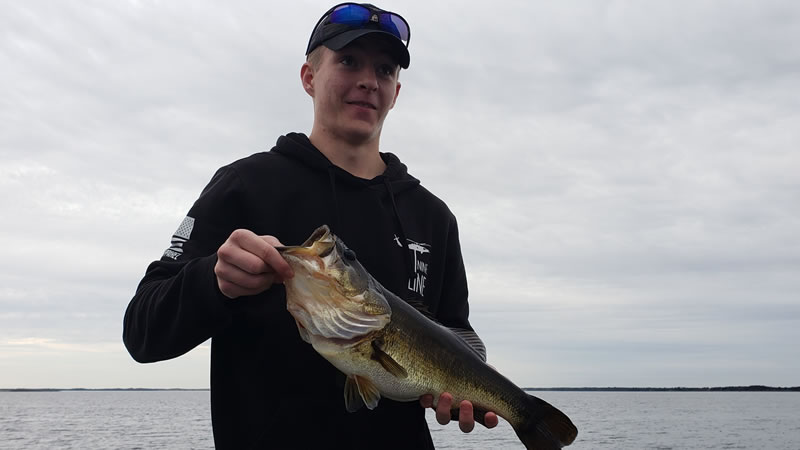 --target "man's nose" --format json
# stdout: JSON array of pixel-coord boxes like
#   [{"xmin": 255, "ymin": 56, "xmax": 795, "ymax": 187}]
[{"xmin": 357, "ymin": 68, "xmax": 378, "ymax": 91}]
